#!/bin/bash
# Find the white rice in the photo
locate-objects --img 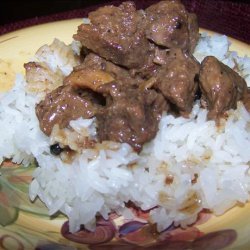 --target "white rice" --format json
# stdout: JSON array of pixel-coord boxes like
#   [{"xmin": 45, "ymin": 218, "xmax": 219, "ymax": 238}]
[{"xmin": 1, "ymin": 33, "xmax": 250, "ymax": 233}]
